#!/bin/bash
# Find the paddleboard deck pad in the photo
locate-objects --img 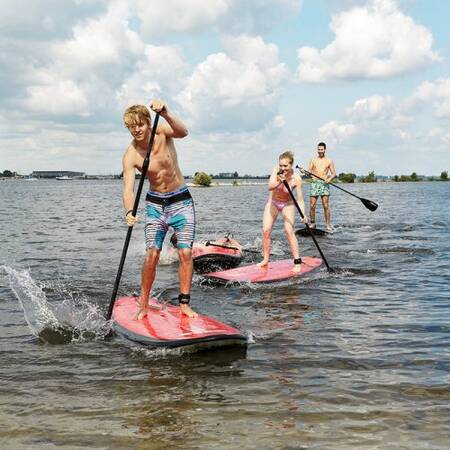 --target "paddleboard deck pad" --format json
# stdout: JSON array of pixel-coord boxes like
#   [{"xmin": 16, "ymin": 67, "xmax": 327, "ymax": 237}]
[
  {"xmin": 112, "ymin": 297, "xmax": 247, "ymax": 349},
  {"xmin": 295, "ymin": 227, "xmax": 329, "ymax": 237},
  {"xmin": 192, "ymin": 243, "xmax": 243, "ymax": 273},
  {"xmin": 204, "ymin": 256, "xmax": 323, "ymax": 284}
]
